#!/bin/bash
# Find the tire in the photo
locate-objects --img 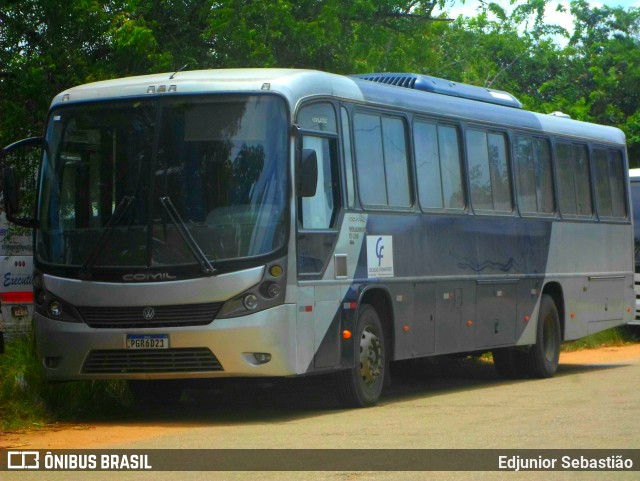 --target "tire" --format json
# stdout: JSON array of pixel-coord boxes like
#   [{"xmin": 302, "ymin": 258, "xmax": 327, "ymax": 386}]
[
  {"xmin": 334, "ymin": 304, "xmax": 387, "ymax": 408},
  {"xmin": 492, "ymin": 348, "xmax": 527, "ymax": 379},
  {"xmin": 526, "ymin": 294, "xmax": 561, "ymax": 378}
]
